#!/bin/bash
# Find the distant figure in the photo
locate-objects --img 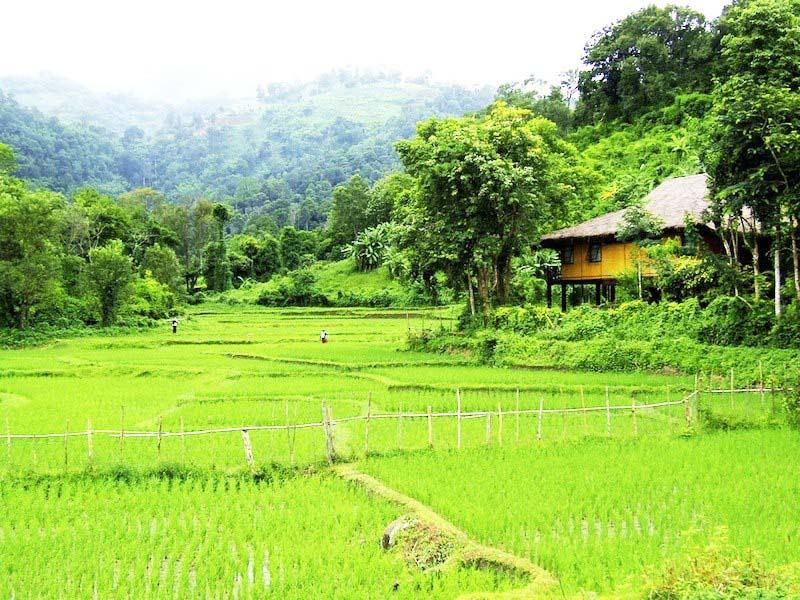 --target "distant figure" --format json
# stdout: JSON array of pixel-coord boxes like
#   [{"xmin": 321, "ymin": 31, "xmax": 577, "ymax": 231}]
[
  {"xmin": 320, "ymin": 329, "xmax": 328, "ymax": 344},
  {"xmin": 172, "ymin": 317, "xmax": 178, "ymax": 334}
]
